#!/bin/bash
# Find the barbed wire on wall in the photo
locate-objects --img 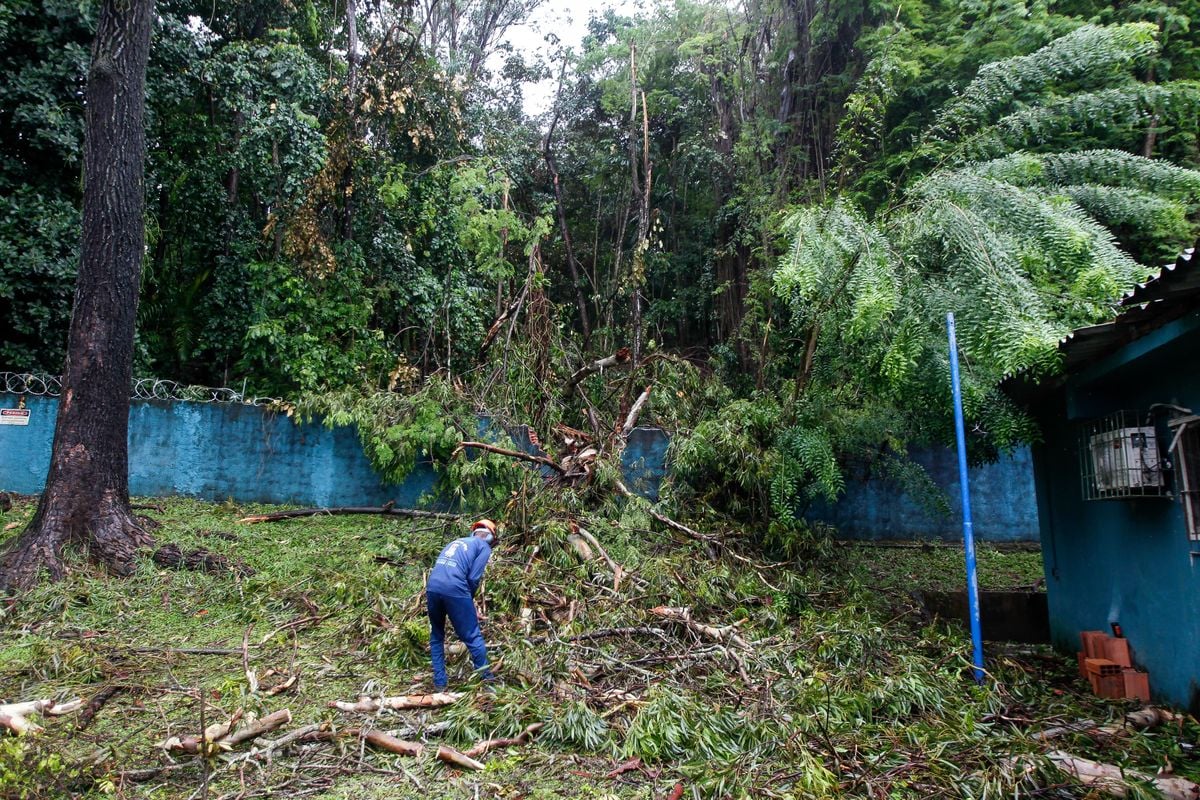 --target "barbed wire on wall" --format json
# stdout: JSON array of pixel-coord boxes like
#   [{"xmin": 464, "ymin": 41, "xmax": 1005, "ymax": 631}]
[{"xmin": 1, "ymin": 373, "xmax": 282, "ymax": 407}]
